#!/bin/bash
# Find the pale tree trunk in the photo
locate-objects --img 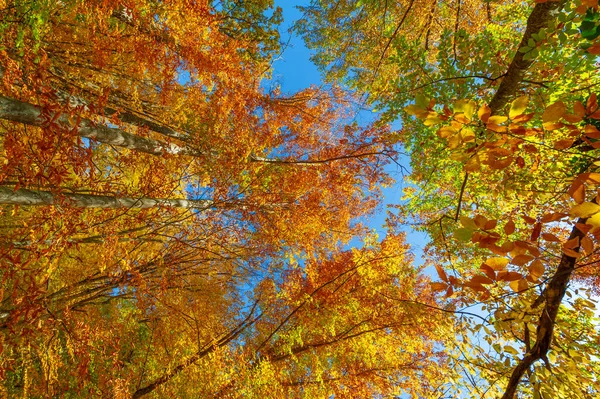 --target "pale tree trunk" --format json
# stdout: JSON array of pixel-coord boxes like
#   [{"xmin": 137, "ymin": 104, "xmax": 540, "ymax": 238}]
[
  {"xmin": 0, "ymin": 95, "xmax": 197, "ymax": 156},
  {"xmin": 0, "ymin": 187, "xmax": 214, "ymax": 209}
]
